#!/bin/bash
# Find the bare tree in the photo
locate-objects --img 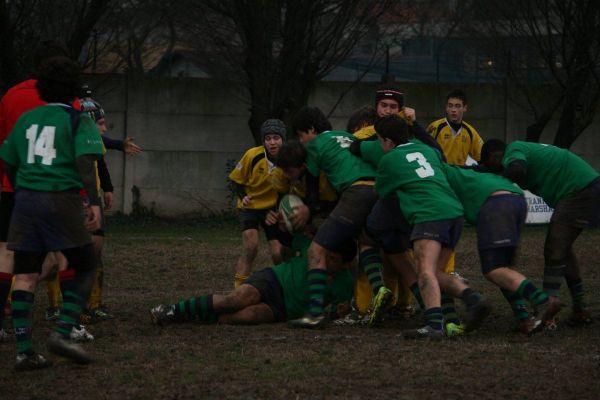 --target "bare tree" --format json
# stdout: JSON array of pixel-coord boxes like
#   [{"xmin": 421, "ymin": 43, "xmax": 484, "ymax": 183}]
[
  {"xmin": 175, "ymin": 0, "xmax": 391, "ymax": 143},
  {"xmin": 0, "ymin": 0, "xmax": 112, "ymax": 91},
  {"xmin": 468, "ymin": 0, "xmax": 600, "ymax": 148}
]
